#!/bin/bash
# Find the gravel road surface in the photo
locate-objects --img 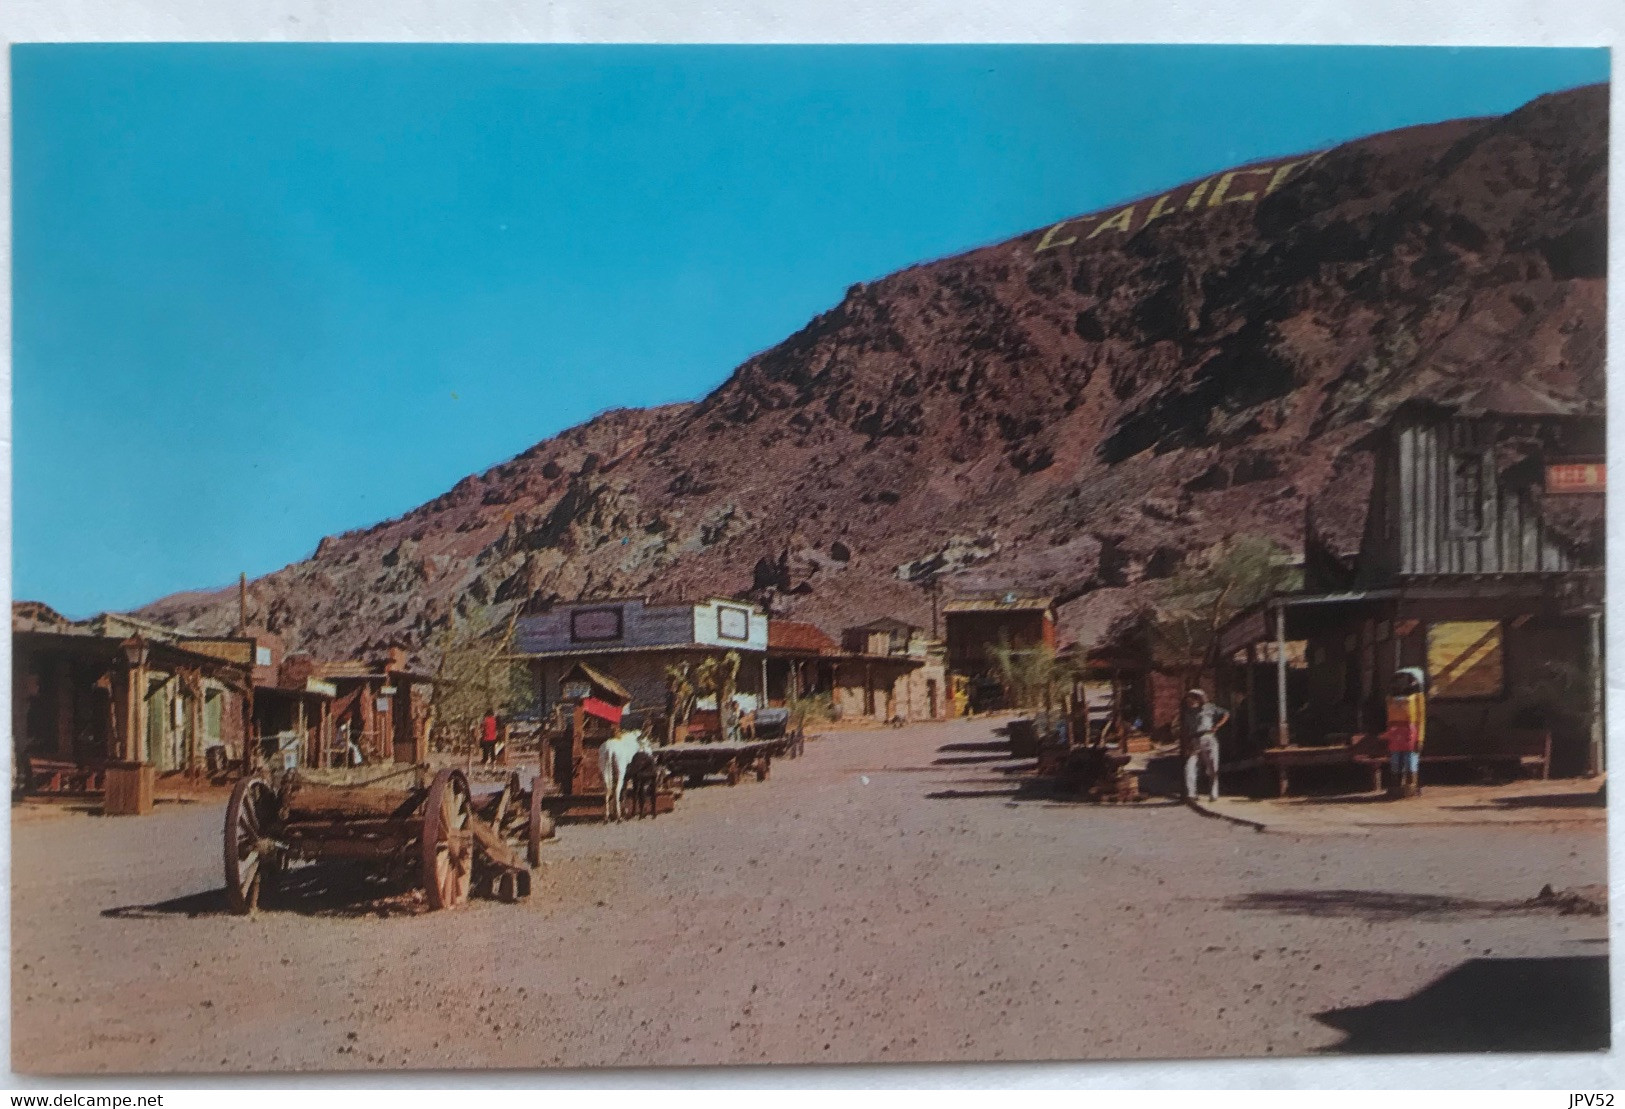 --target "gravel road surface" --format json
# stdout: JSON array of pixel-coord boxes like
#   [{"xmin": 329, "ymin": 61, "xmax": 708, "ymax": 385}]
[{"xmin": 11, "ymin": 717, "xmax": 1608, "ymax": 1073}]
